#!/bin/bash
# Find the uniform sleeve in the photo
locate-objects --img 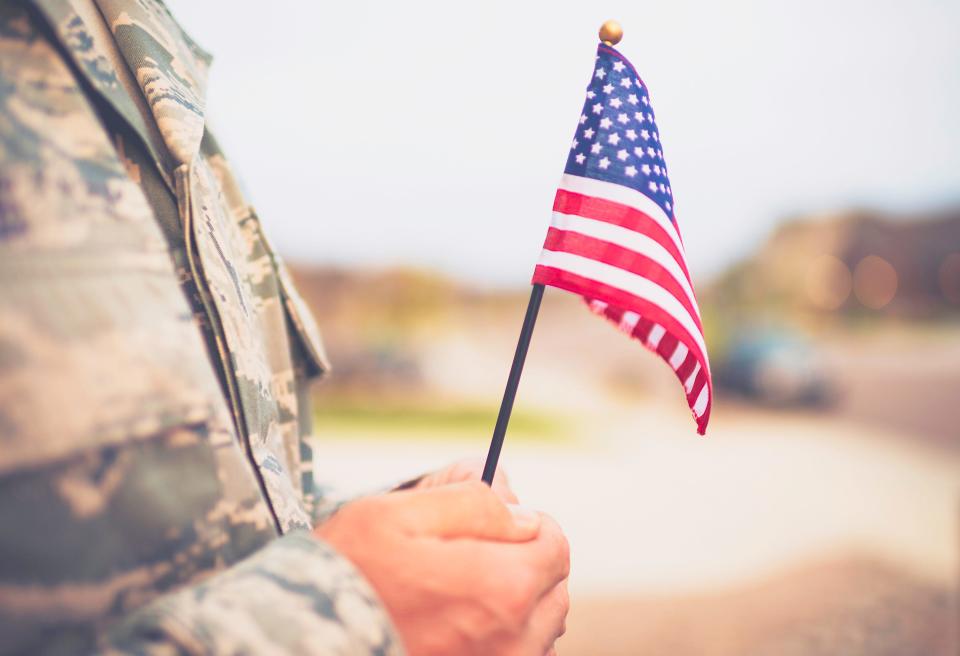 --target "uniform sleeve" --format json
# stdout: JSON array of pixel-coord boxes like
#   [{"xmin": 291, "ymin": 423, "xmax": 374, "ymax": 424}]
[
  {"xmin": 0, "ymin": 6, "xmax": 403, "ymax": 654},
  {"xmin": 103, "ymin": 531, "xmax": 404, "ymax": 656}
]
